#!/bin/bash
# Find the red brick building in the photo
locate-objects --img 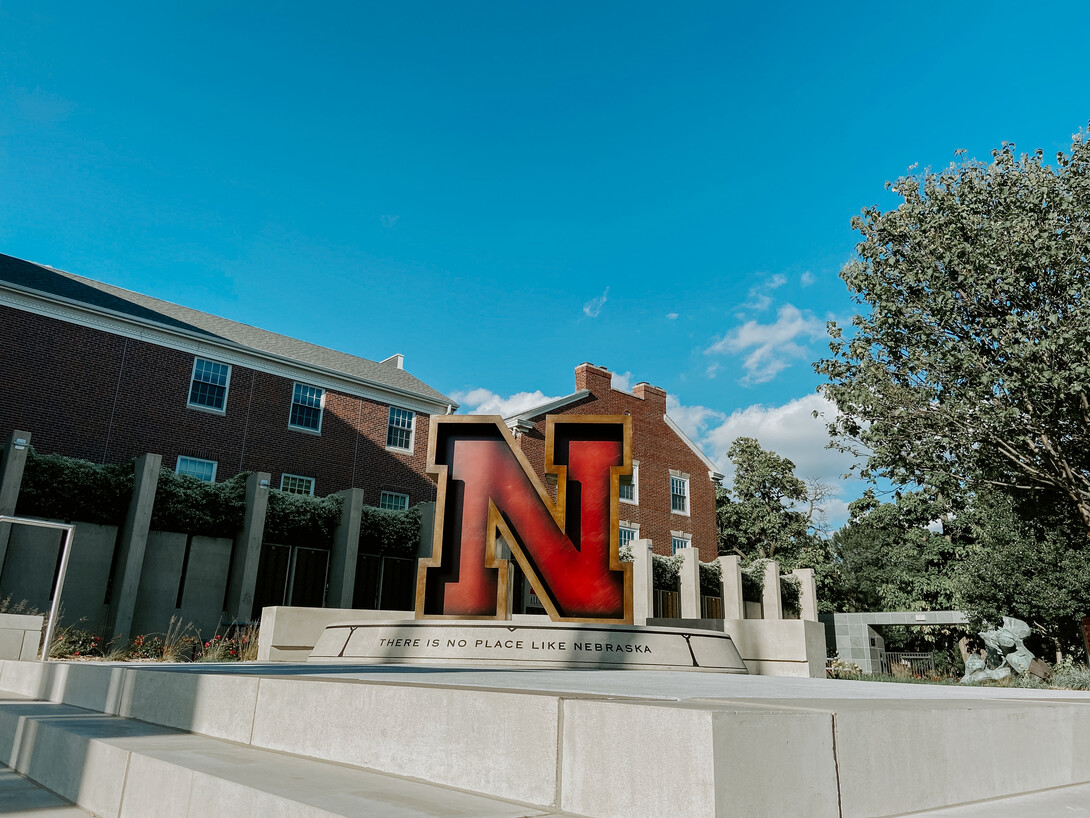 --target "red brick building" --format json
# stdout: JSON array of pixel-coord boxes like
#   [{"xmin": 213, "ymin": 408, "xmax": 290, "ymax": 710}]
[
  {"xmin": 0, "ymin": 253, "xmax": 456, "ymax": 508},
  {"xmin": 506, "ymin": 363, "xmax": 723, "ymax": 561}
]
